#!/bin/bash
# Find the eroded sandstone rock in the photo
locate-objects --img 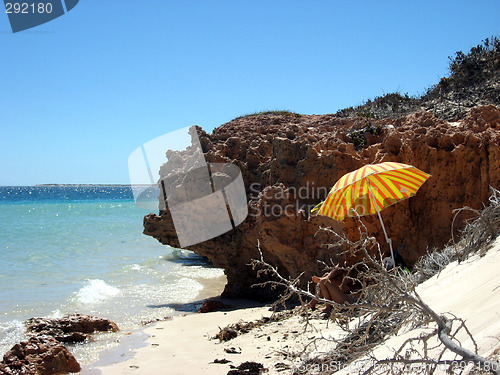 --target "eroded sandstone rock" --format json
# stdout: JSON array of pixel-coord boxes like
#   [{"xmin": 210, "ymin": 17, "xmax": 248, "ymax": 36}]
[
  {"xmin": 144, "ymin": 106, "xmax": 500, "ymax": 300},
  {"xmin": 25, "ymin": 314, "xmax": 119, "ymax": 343},
  {"xmin": 0, "ymin": 336, "xmax": 80, "ymax": 375}
]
